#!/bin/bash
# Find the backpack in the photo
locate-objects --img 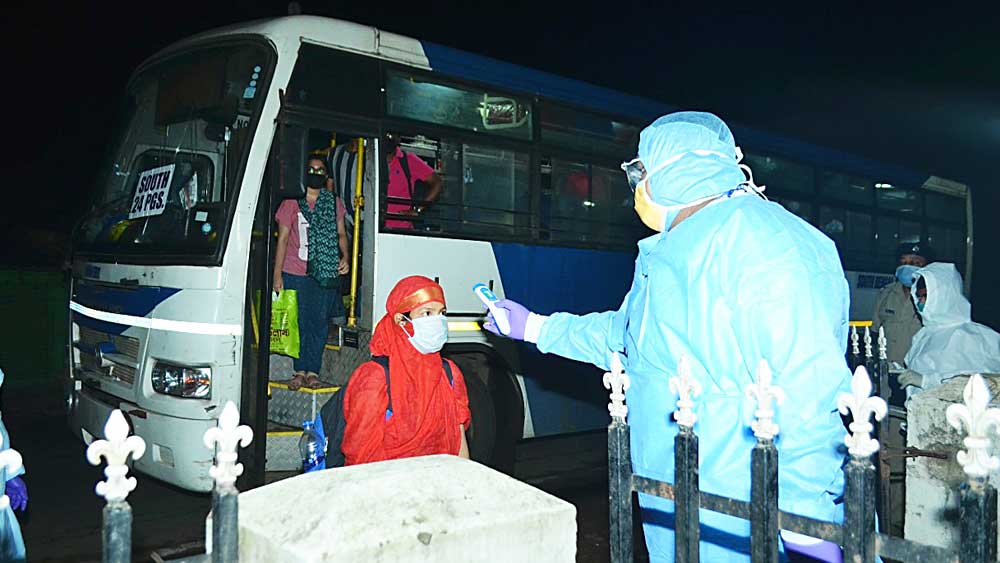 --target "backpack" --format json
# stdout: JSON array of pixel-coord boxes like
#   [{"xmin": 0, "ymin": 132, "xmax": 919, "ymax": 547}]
[{"xmin": 318, "ymin": 355, "xmax": 455, "ymax": 468}]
